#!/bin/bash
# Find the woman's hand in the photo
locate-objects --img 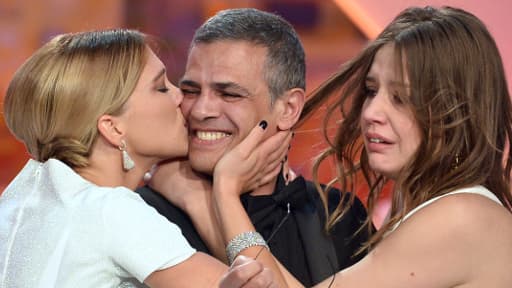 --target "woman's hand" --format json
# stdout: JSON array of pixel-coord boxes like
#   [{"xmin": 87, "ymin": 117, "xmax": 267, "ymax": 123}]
[
  {"xmin": 149, "ymin": 158, "xmax": 212, "ymax": 211},
  {"xmin": 213, "ymin": 120, "xmax": 292, "ymax": 196},
  {"xmin": 220, "ymin": 255, "xmax": 278, "ymax": 288},
  {"xmin": 211, "ymin": 121, "xmax": 293, "ymax": 288}
]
